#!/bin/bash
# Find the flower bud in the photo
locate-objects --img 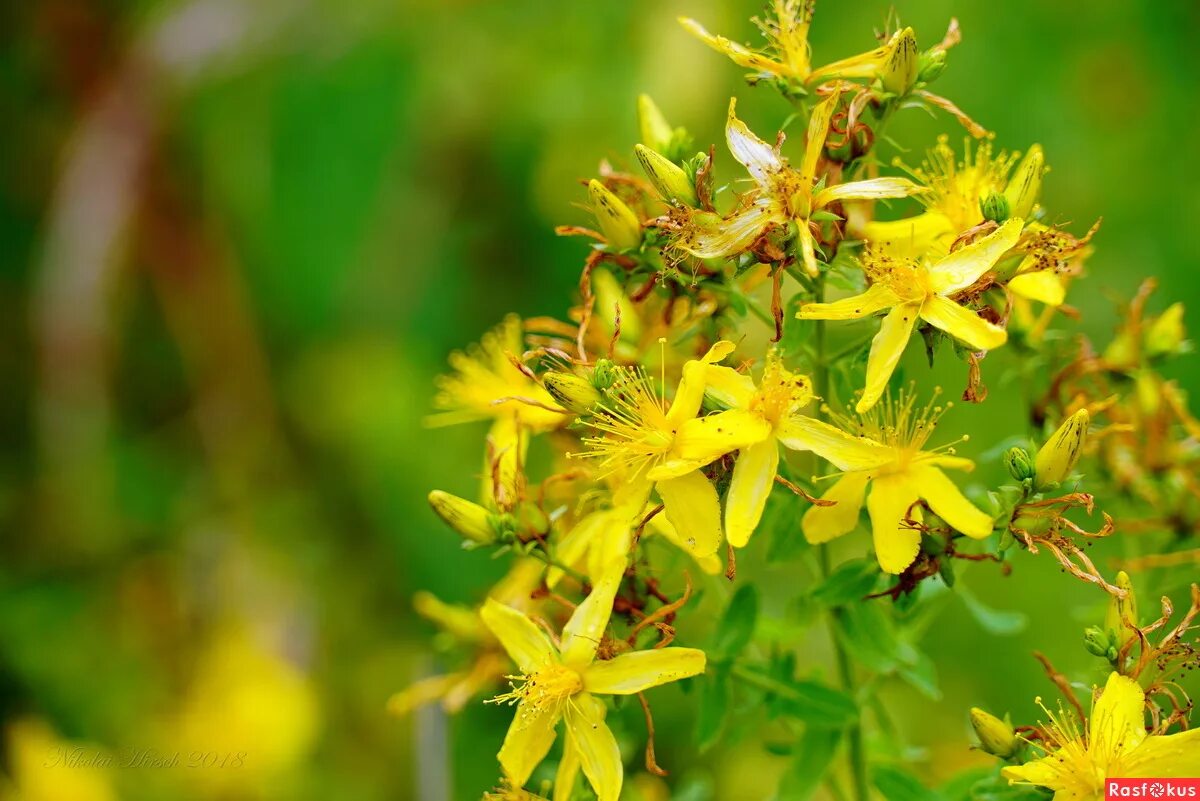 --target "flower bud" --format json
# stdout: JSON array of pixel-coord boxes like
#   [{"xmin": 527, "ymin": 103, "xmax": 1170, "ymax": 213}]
[
  {"xmin": 1003, "ymin": 446, "xmax": 1035, "ymax": 481},
  {"xmin": 592, "ymin": 358, "xmax": 617, "ymax": 391},
  {"xmin": 1034, "ymin": 409, "xmax": 1089, "ymax": 489},
  {"xmin": 588, "ymin": 179, "xmax": 643, "ymax": 251},
  {"xmin": 917, "ymin": 49, "xmax": 947, "ymax": 84},
  {"xmin": 428, "ymin": 490, "xmax": 497, "ymax": 544},
  {"xmin": 543, "ymin": 372, "xmax": 602, "ymax": 414},
  {"xmin": 413, "ymin": 591, "xmax": 486, "ymax": 641},
  {"xmin": 1004, "ymin": 145, "xmax": 1045, "ymax": 221},
  {"xmin": 637, "ymin": 94, "xmax": 674, "ymax": 157},
  {"xmin": 1104, "ymin": 571, "xmax": 1139, "ymax": 649},
  {"xmin": 881, "ymin": 28, "xmax": 919, "ymax": 95},
  {"xmin": 980, "ymin": 191, "xmax": 1010, "ymax": 224},
  {"xmin": 1083, "ymin": 625, "xmax": 1115, "ymax": 659},
  {"xmin": 1145, "ymin": 303, "xmax": 1185, "ymax": 358},
  {"xmin": 635, "ymin": 144, "xmax": 698, "ymax": 206},
  {"xmin": 970, "ymin": 708, "xmax": 1018, "ymax": 758}
]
